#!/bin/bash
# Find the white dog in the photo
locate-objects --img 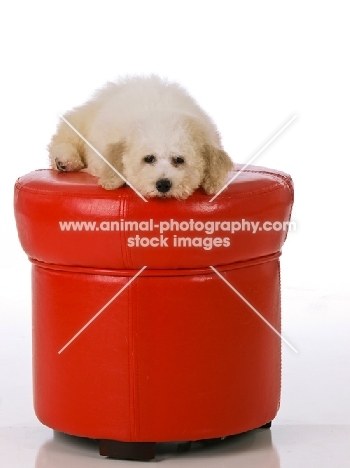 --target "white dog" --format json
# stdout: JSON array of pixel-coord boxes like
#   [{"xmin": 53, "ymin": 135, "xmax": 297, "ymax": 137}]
[{"xmin": 48, "ymin": 76, "xmax": 233, "ymax": 199}]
